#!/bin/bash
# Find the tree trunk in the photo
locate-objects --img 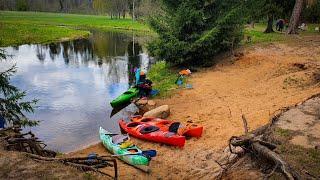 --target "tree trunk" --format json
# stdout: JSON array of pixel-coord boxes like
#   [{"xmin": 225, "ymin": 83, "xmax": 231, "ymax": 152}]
[
  {"xmin": 123, "ymin": 10, "xmax": 126, "ymax": 19},
  {"xmin": 250, "ymin": 21, "xmax": 255, "ymax": 28},
  {"xmin": 287, "ymin": 0, "xmax": 304, "ymax": 34},
  {"xmin": 59, "ymin": 0, "xmax": 64, "ymax": 12},
  {"xmin": 264, "ymin": 14, "xmax": 274, "ymax": 33},
  {"xmin": 132, "ymin": 0, "xmax": 135, "ymax": 21}
]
